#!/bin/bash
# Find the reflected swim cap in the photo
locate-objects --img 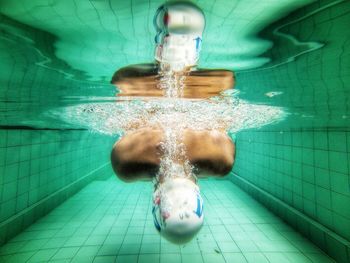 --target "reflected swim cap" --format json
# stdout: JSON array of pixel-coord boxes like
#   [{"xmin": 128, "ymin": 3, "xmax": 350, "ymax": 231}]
[
  {"xmin": 152, "ymin": 177, "xmax": 204, "ymax": 244},
  {"xmin": 153, "ymin": 2, "xmax": 205, "ymax": 71}
]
